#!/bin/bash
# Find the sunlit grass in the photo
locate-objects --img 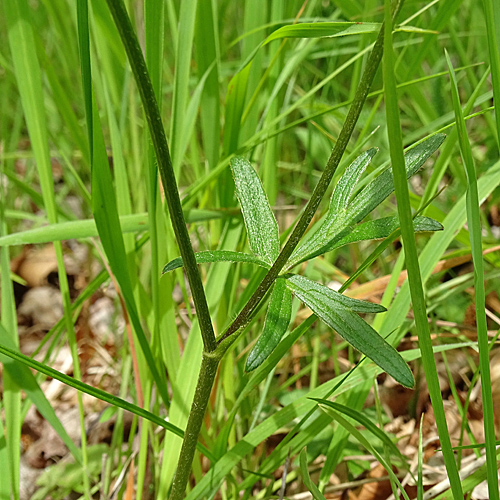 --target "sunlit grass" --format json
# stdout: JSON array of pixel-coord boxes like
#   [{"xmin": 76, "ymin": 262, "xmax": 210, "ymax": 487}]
[{"xmin": 0, "ymin": 0, "xmax": 499, "ymax": 499}]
